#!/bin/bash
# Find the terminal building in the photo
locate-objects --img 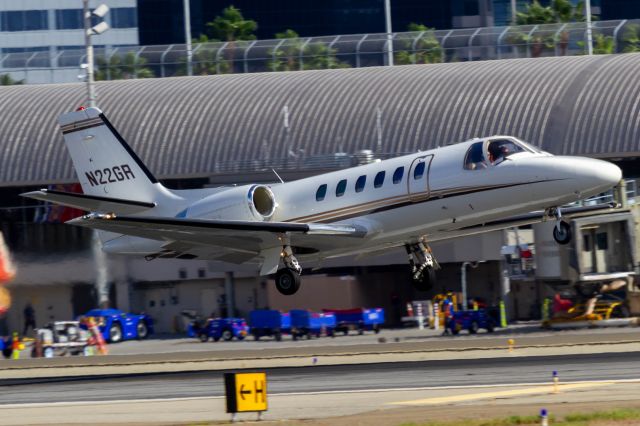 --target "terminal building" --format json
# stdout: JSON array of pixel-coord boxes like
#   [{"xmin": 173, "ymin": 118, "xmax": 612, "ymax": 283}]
[
  {"xmin": 0, "ymin": 53, "xmax": 638, "ymax": 333},
  {"xmin": 0, "ymin": 0, "xmax": 139, "ymax": 84}
]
